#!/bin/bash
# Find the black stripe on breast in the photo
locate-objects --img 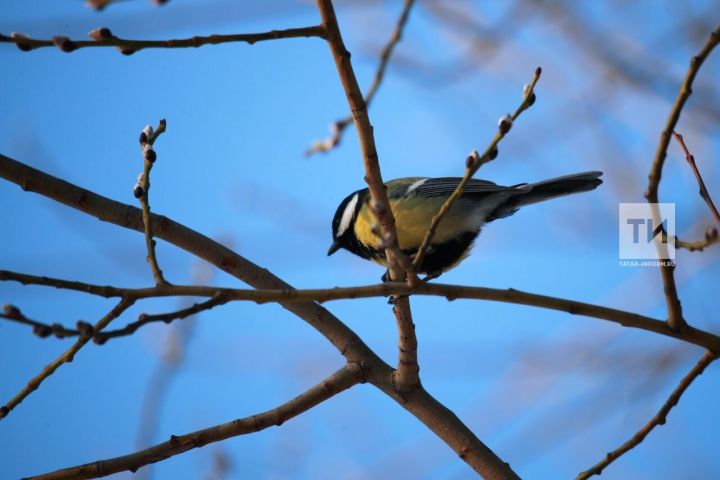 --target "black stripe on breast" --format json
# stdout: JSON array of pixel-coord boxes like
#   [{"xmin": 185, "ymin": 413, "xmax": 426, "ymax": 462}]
[{"xmin": 412, "ymin": 230, "xmax": 479, "ymax": 275}]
